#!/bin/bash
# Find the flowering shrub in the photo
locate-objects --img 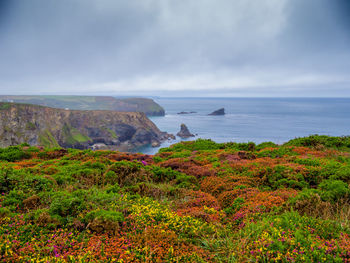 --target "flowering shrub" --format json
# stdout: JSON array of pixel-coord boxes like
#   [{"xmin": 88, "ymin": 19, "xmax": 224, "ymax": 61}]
[
  {"xmin": 242, "ymin": 211, "xmax": 350, "ymax": 262},
  {"xmin": 0, "ymin": 136, "xmax": 349, "ymax": 262},
  {"xmin": 129, "ymin": 197, "xmax": 216, "ymax": 238}
]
